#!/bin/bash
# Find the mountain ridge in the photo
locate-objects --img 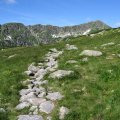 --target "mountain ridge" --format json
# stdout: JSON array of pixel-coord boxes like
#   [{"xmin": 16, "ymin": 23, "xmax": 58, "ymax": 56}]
[{"xmin": 0, "ymin": 20, "xmax": 111, "ymax": 48}]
